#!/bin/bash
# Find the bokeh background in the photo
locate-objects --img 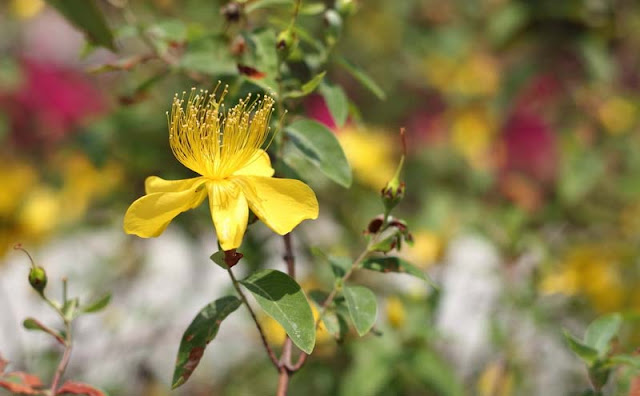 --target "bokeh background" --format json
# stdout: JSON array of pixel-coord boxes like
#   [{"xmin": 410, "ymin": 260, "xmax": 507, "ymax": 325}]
[{"xmin": 1, "ymin": 0, "xmax": 640, "ymax": 395}]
